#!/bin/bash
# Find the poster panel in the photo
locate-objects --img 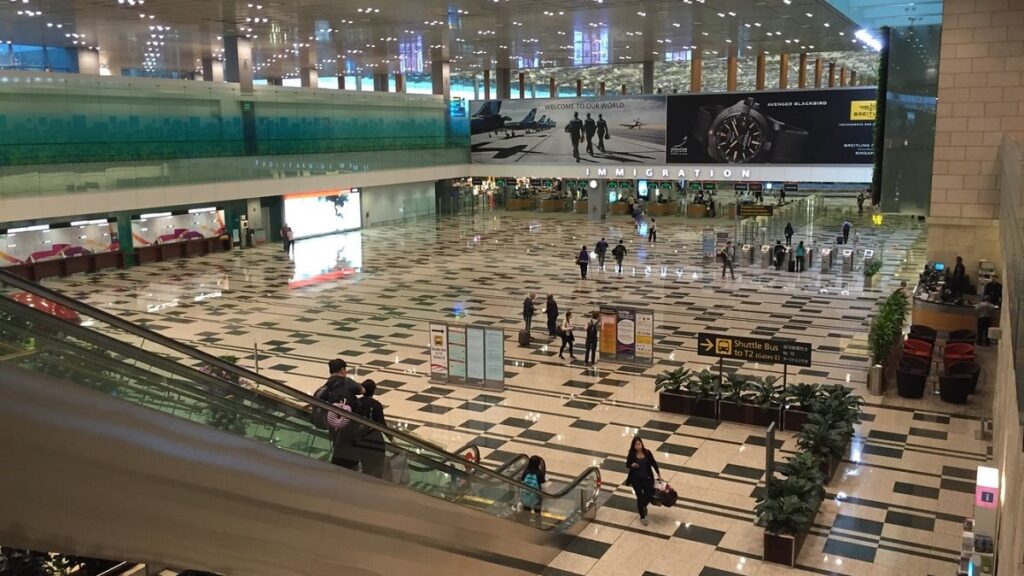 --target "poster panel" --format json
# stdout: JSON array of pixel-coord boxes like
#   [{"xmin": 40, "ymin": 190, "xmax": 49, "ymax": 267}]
[
  {"xmin": 283, "ymin": 188, "xmax": 362, "ymax": 239},
  {"xmin": 484, "ymin": 329, "xmax": 504, "ymax": 383},
  {"xmin": 616, "ymin": 308, "xmax": 636, "ymax": 361},
  {"xmin": 470, "ymin": 96, "xmax": 666, "ymax": 165},
  {"xmin": 466, "ymin": 327, "xmax": 485, "ymax": 380},
  {"xmin": 448, "ymin": 326, "xmax": 467, "ymax": 379},
  {"xmin": 429, "ymin": 324, "xmax": 448, "ymax": 379},
  {"xmin": 635, "ymin": 310, "xmax": 655, "ymax": 362},
  {"xmin": 665, "ymin": 88, "xmax": 876, "ymax": 165},
  {"xmin": 0, "ymin": 220, "xmax": 116, "ymax": 266},
  {"xmin": 702, "ymin": 228, "xmax": 716, "ymax": 258},
  {"xmin": 599, "ymin": 307, "xmax": 618, "ymax": 359}
]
